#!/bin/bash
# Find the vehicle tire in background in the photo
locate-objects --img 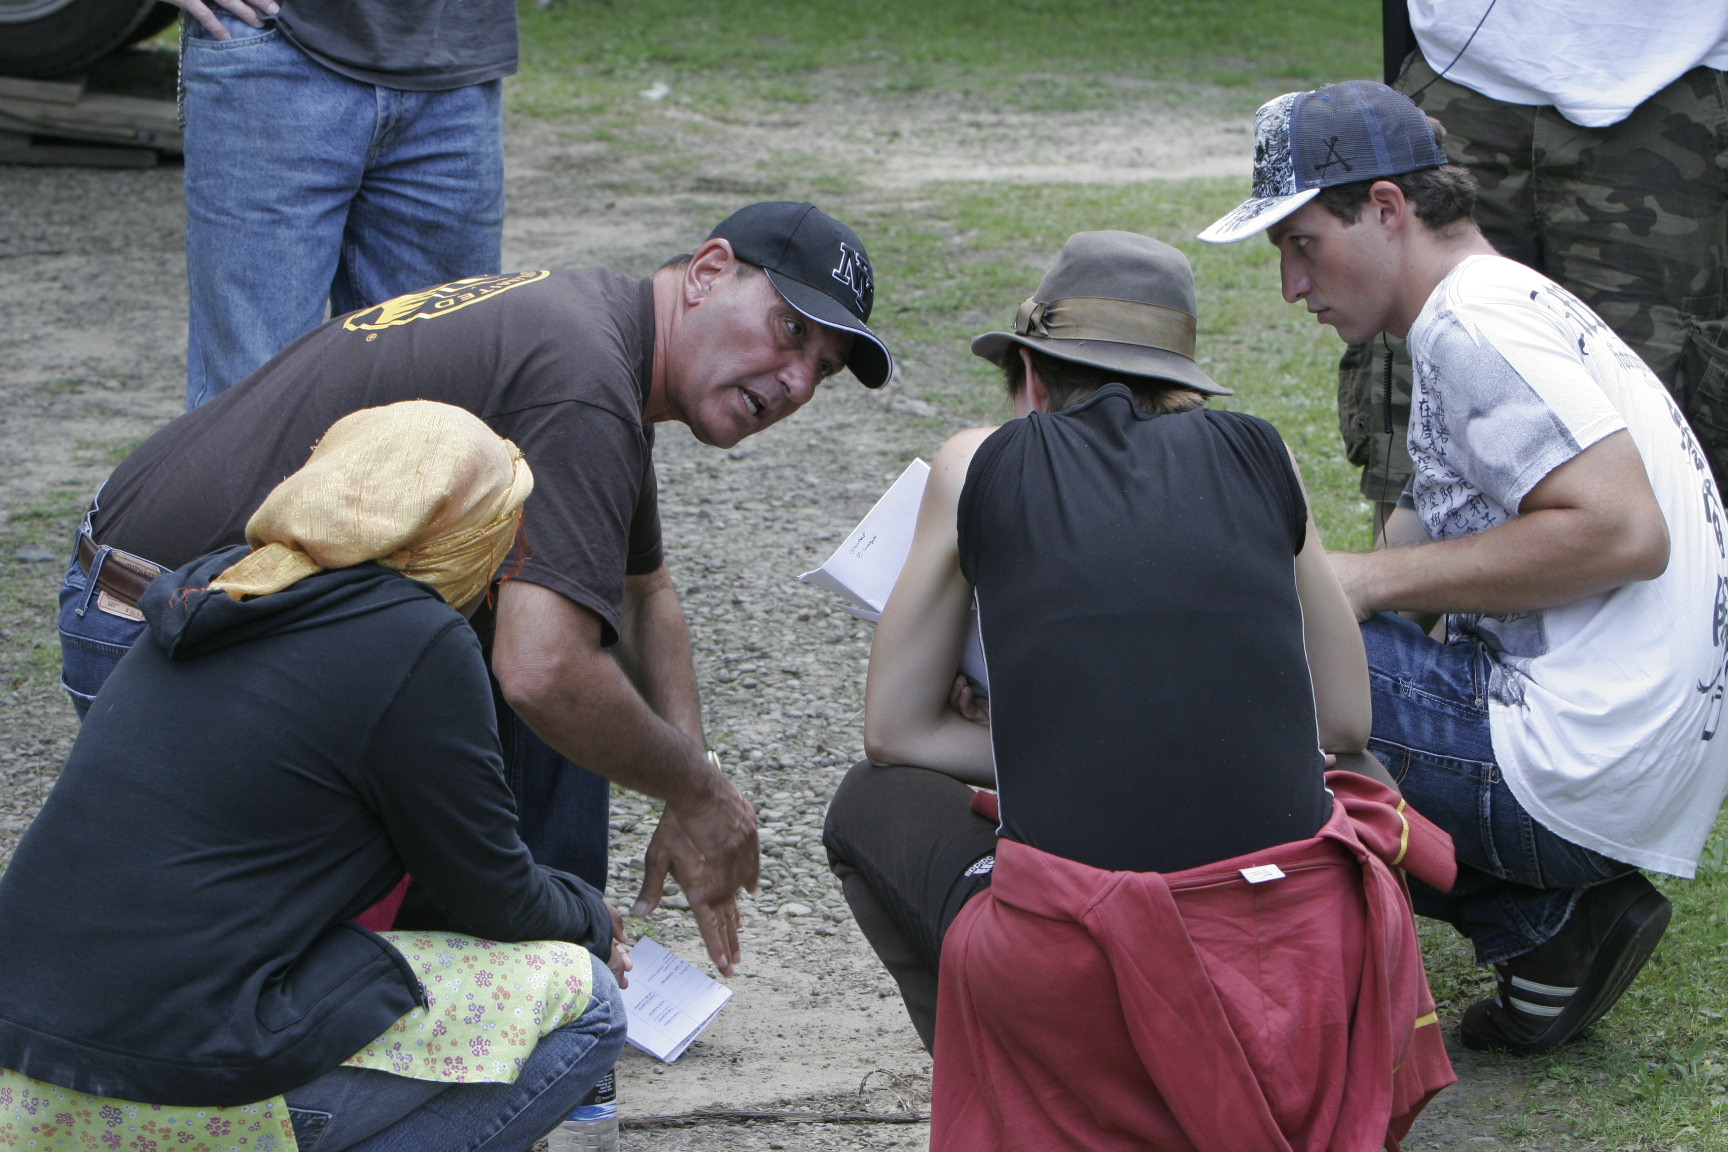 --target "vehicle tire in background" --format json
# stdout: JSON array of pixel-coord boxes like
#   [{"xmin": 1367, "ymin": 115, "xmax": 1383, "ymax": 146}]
[
  {"xmin": 122, "ymin": 0, "xmax": 179, "ymax": 48},
  {"xmin": 0, "ymin": 0, "xmax": 168, "ymax": 78}
]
